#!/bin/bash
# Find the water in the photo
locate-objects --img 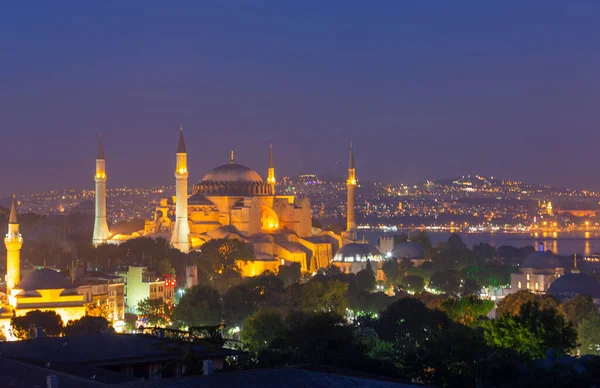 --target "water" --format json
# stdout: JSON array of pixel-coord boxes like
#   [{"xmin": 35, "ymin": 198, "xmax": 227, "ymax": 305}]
[{"xmin": 360, "ymin": 230, "xmax": 600, "ymax": 257}]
